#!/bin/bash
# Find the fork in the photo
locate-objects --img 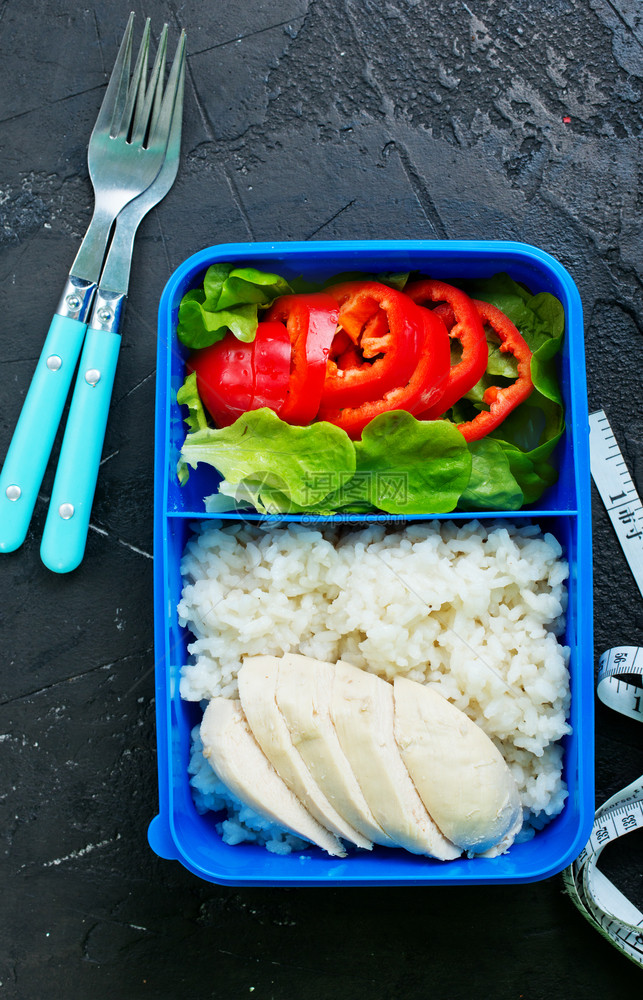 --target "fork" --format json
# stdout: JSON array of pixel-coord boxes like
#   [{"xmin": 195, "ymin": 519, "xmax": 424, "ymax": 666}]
[
  {"xmin": 40, "ymin": 30, "xmax": 186, "ymax": 574},
  {"xmin": 0, "ymin": 14, "xmax": 183, "ymax": 554}
]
